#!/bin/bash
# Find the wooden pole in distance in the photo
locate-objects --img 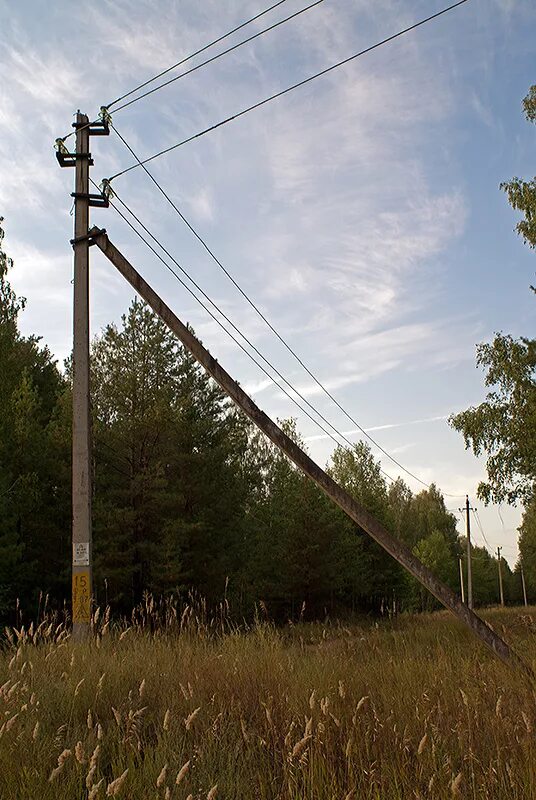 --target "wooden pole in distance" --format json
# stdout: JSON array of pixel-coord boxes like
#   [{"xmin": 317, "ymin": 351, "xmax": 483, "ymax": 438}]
[
  {"xmin": 465, "ymin": 496, "xmax": 473, "ymax": 610},
  {"xmin": 497, "ymin": 546, "xmax": 504, "ymax": 607},
  {"xmin": 71, "ymin": 113, "xmax": 92, "ymax": 639},
  {"xmin": 91, "ymin": 228, "xmax": 533, "ymax": 680},
  {"xmin": 521, "ymin": 562, "xmax": 528, "ymax": 608}
]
